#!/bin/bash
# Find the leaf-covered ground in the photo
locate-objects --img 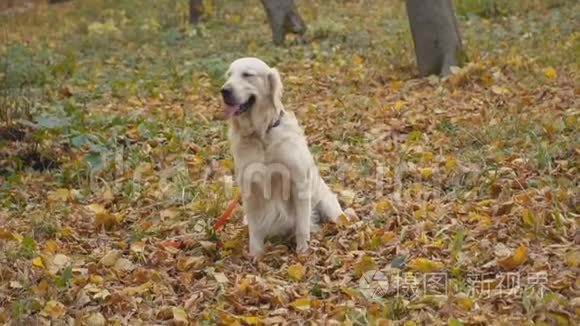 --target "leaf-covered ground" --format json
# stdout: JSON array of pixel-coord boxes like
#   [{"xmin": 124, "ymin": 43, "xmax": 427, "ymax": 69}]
[{"xmin": 0, "ymin": 0, "xmax": 578, "ymax": 324}]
